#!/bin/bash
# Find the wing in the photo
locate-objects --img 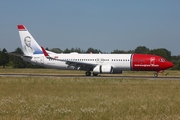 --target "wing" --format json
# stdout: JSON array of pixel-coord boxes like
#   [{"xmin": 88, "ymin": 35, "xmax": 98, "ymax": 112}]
[{"xmin": 41, "ymin": 47, "xmax": 97, "ymax": 70}]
